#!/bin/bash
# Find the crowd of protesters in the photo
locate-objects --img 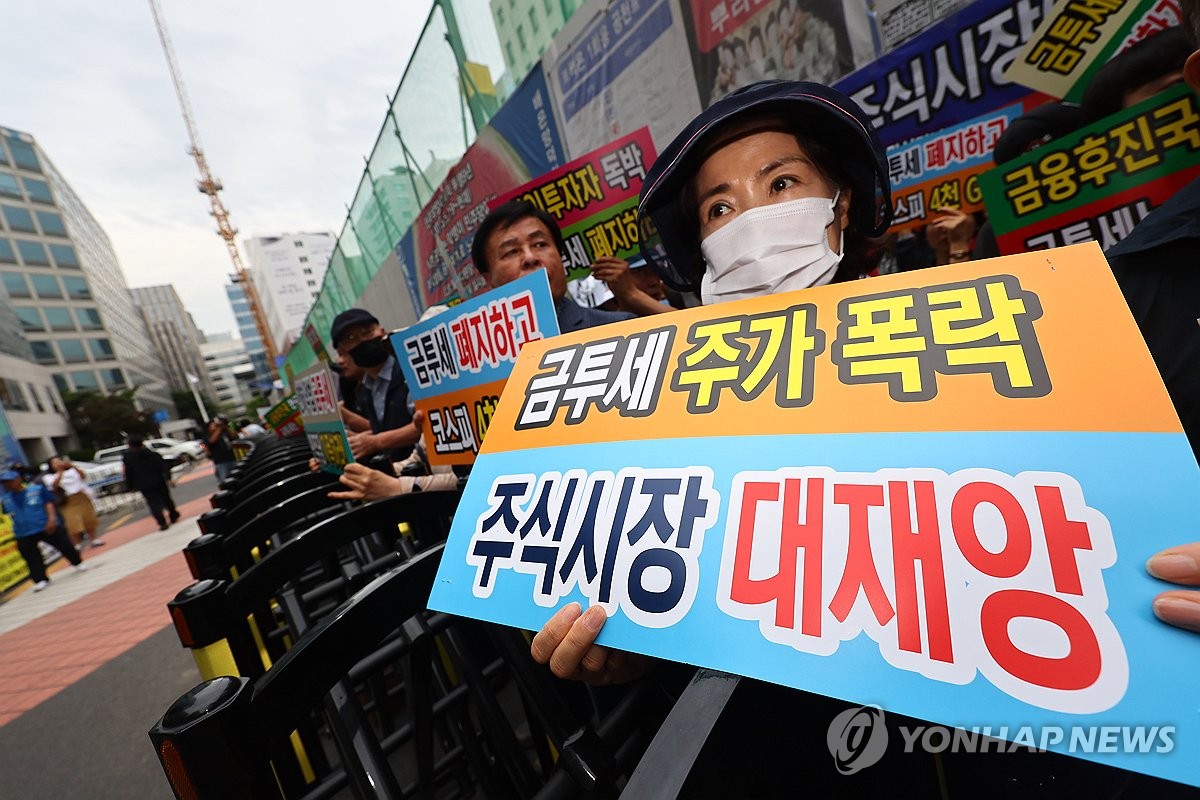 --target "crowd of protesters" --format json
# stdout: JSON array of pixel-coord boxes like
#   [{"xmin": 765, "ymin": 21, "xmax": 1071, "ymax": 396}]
[{"xmin": 278, "ymin": 8, "xmax": 1200, "ymax": 794}]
